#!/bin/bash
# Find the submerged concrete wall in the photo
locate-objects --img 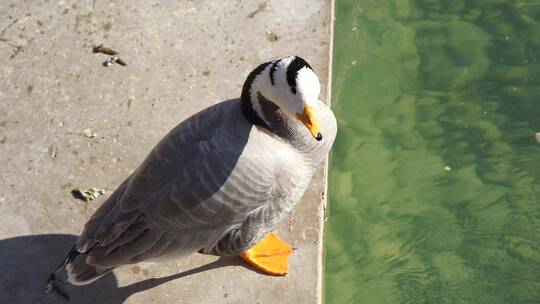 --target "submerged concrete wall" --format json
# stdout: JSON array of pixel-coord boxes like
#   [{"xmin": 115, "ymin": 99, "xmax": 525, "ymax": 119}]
[{"xmin": 0, "ymin": 0, "xmax": 332, "ymax": 303}]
